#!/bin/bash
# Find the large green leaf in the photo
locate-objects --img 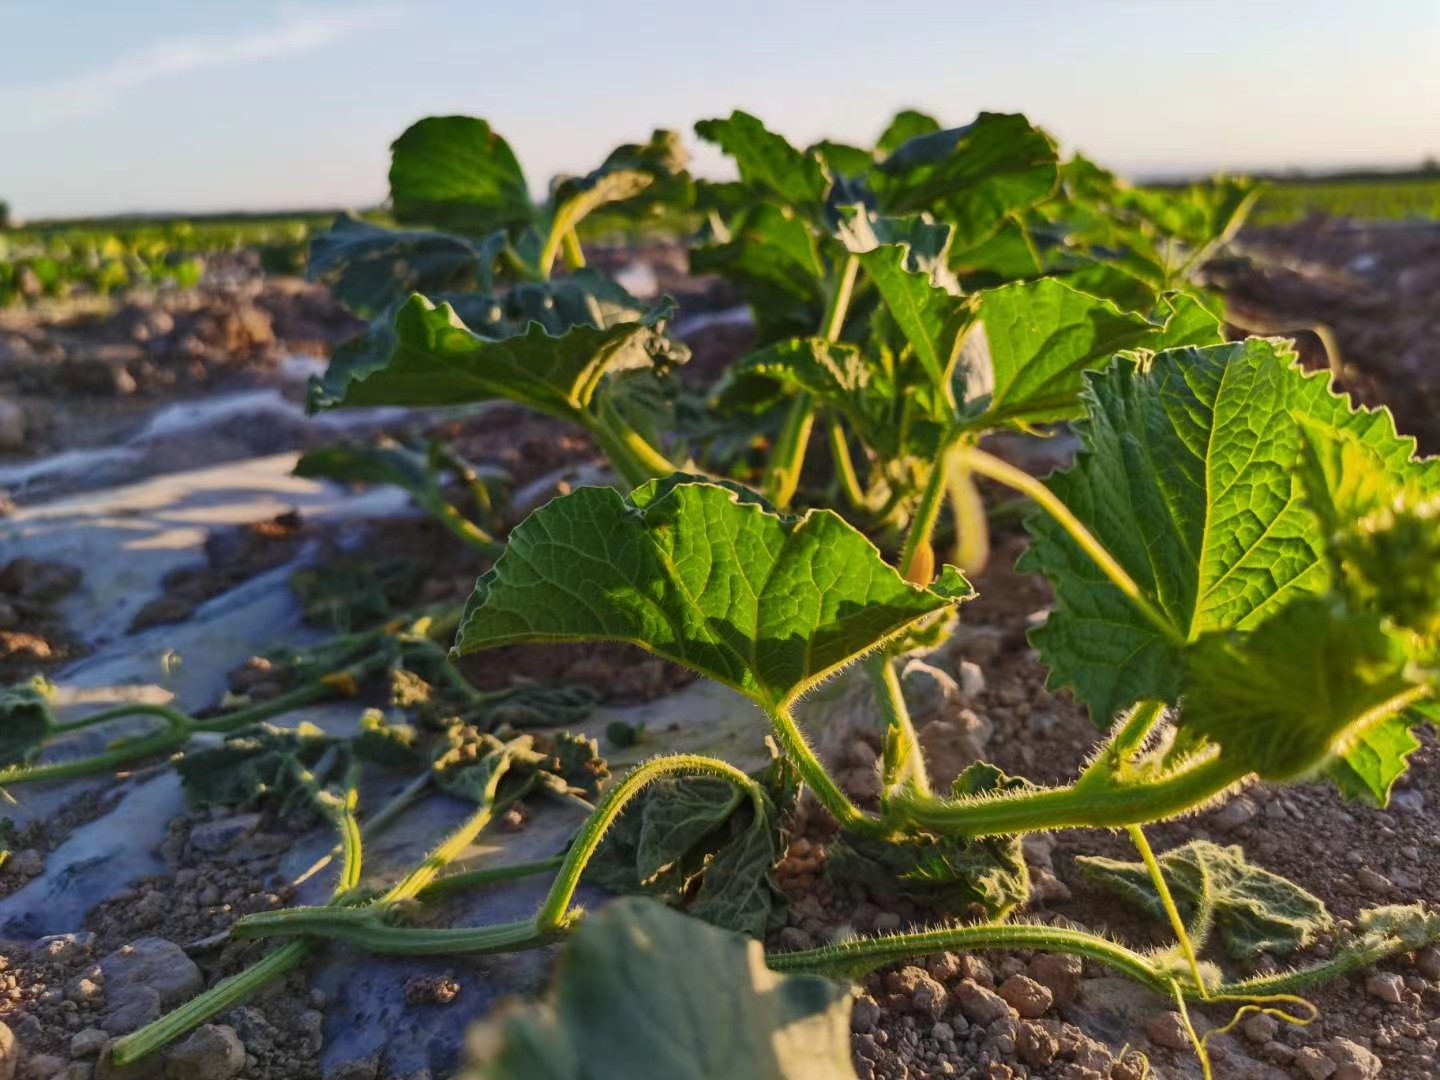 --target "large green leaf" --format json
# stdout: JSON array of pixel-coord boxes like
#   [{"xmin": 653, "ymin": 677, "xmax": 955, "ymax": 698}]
[
  {"xmin": 876, "ymin": 109, "xmax": 941, "ymax": 158},
  {"xmin": 308, "ymin": 215, "xmax": 490, "ymax": 317},
  {"xmin": 1077, "ymin": 840, "xmax": 1331, "ymax": 960},
  {"xmin": 695, "ymin": 112, "xmax": 828, "ymax": 213},
  {"xmin": 1018, "ymin": 338, "xmax": 1415, "ymax": 724},
  {"xmin": 462, "ymin": 897, "xmax": 856, "ymax": 1080},
  {"xmin": 390, "ymin": 117, "xmax": 534, "ymax": 237},
  {"xmin": 454, "ymin": 480, "xmax": 970, "ymax": 711},
  {"xmin": 875, "ymin": 113, "xmax": 1058, "ymax": 251},
  {"xmin": 1182, "ymin": 598, "xmax": 1417, "ymax": 783},
  {"xmin": 961, "ymin": 278, "xmax": 1158, "ymax": 428},
  {"xmin": 307, "ymin": 293, "xmax": 681, "ymax": 420}
]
